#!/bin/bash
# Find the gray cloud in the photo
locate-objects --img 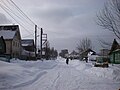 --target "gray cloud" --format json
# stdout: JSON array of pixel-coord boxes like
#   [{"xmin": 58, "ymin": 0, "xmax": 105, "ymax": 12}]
[
  {"xmin": 1, "ymin": 0, "xmax": 113, "ymax": 52},
  {"xmin": 0, "ymin": 13, "xmax": 11, "ymax": 24},
  {"xmin": 33, "ymin": 7, "xmax": 73, "ymax": 24}
]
